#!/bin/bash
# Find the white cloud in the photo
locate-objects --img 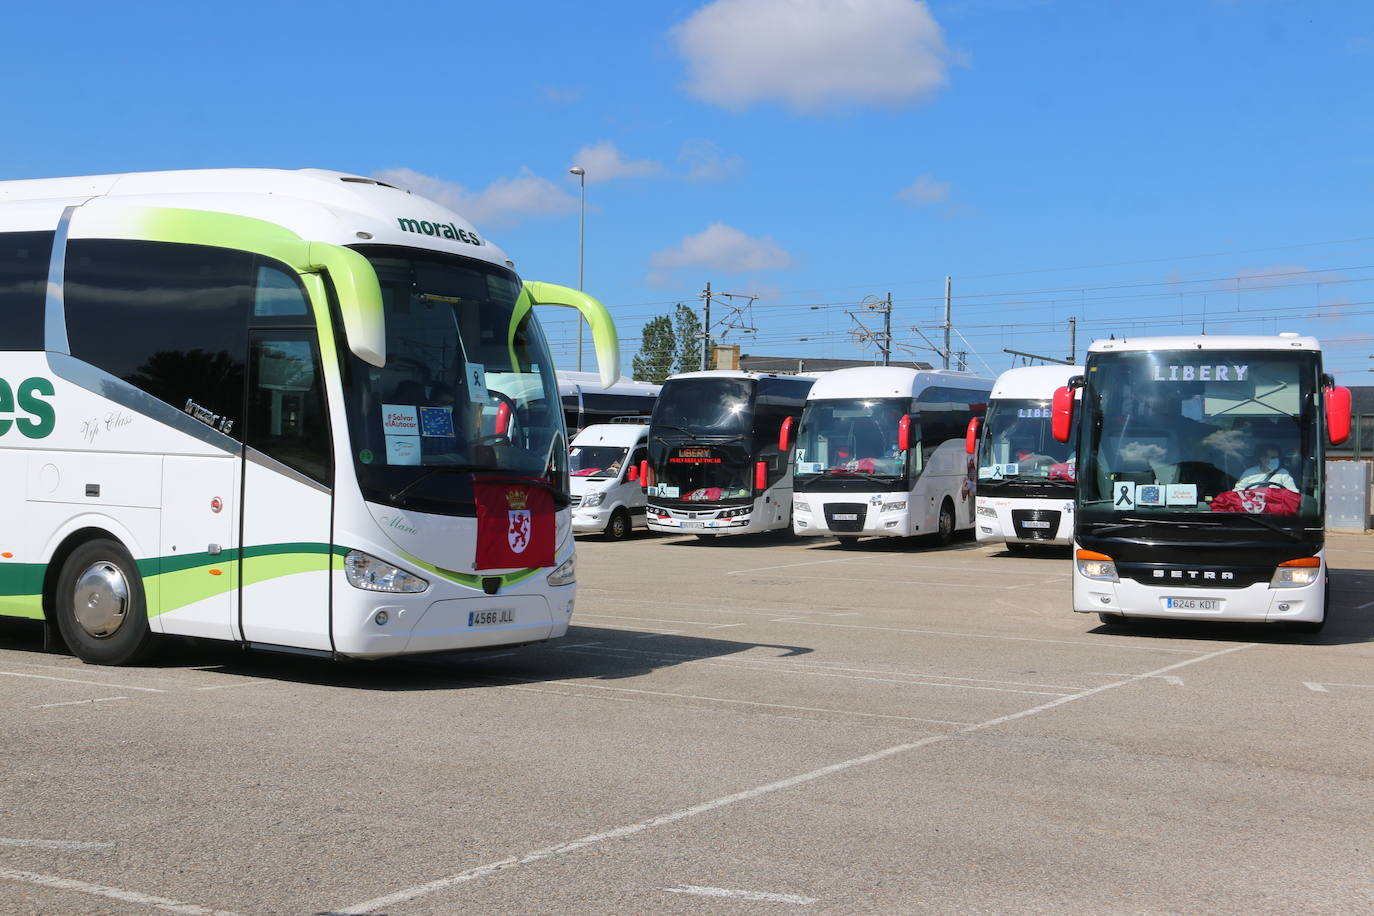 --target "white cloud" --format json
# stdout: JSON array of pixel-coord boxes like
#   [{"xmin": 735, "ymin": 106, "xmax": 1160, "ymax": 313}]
[
  {"xmin": 679, "ymin": 139, "xmax": 743, "ymax": 181},
  {"xmin": 374, "ymin": 167, "xmax": 577, "ymax": 227},
  {"xmin": 673, "ymin": 0, "xmax": 951, "ymax": 113},
  {"xmin": 897, "ymin": 173, "xmax": 952, "ymax": 206},
  {"xmin": 648, "ymin": 224, "xmax": 795, "ymax": 285},
  {"xmin": 569, "ymin": 141, "xmax": 664, "ymax": 184}
]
